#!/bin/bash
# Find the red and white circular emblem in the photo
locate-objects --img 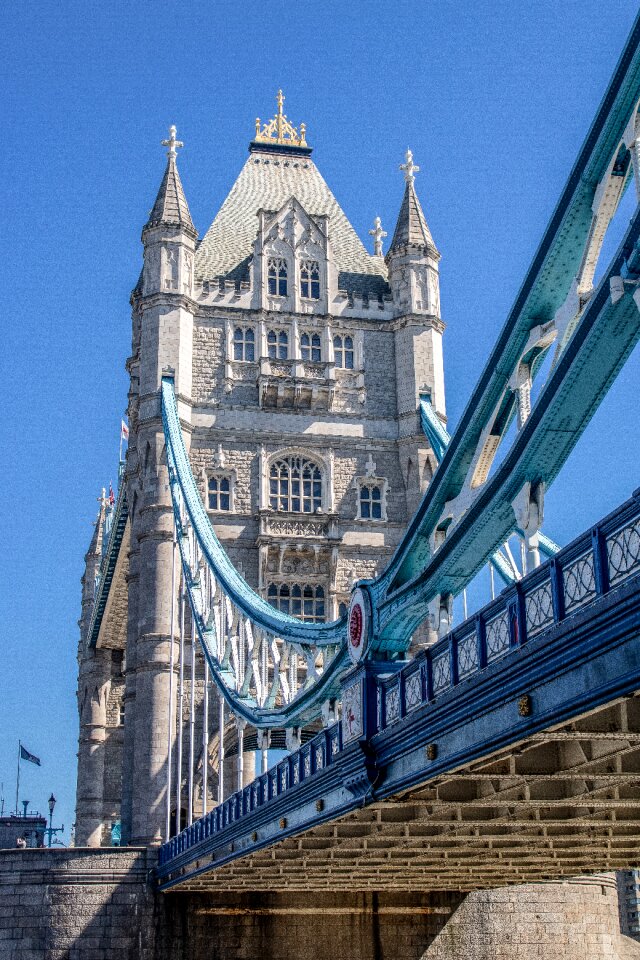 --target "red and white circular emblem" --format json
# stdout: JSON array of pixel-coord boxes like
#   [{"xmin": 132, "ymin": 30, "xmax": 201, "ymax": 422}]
[
  {"xmin": 347, "ymin": 587, "xmax": 369, "ymax": 664},
  {"xmin": 349, "ymin": 603, "xmax": 363, "ymax": 648}
]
